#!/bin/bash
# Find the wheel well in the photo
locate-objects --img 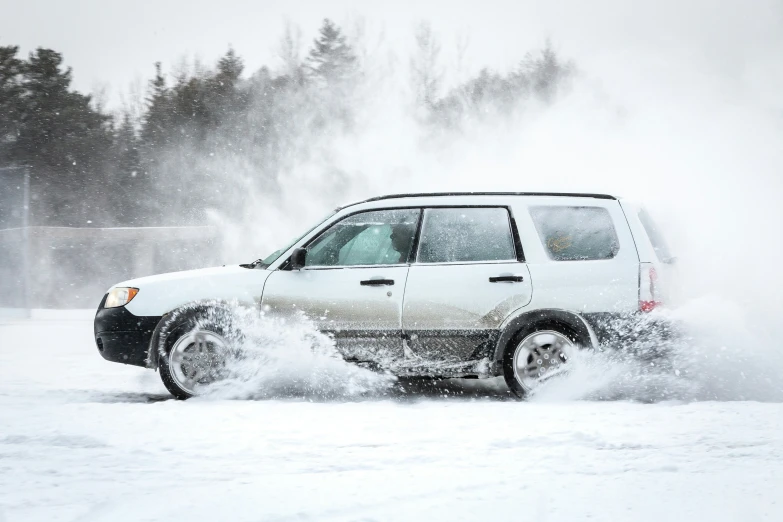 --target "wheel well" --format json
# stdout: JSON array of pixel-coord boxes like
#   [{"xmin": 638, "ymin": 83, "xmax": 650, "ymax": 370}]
[
  {"xmin": 491, "ymin": 309, "xmax": 597, "ymax": 370},
  {"xmin": 145, "ymin": 314, "xmax": 169, "ymax": 369},
  {"xmin": 144, "ymin": 299, "xmax": 243, "ymax": 369}
]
